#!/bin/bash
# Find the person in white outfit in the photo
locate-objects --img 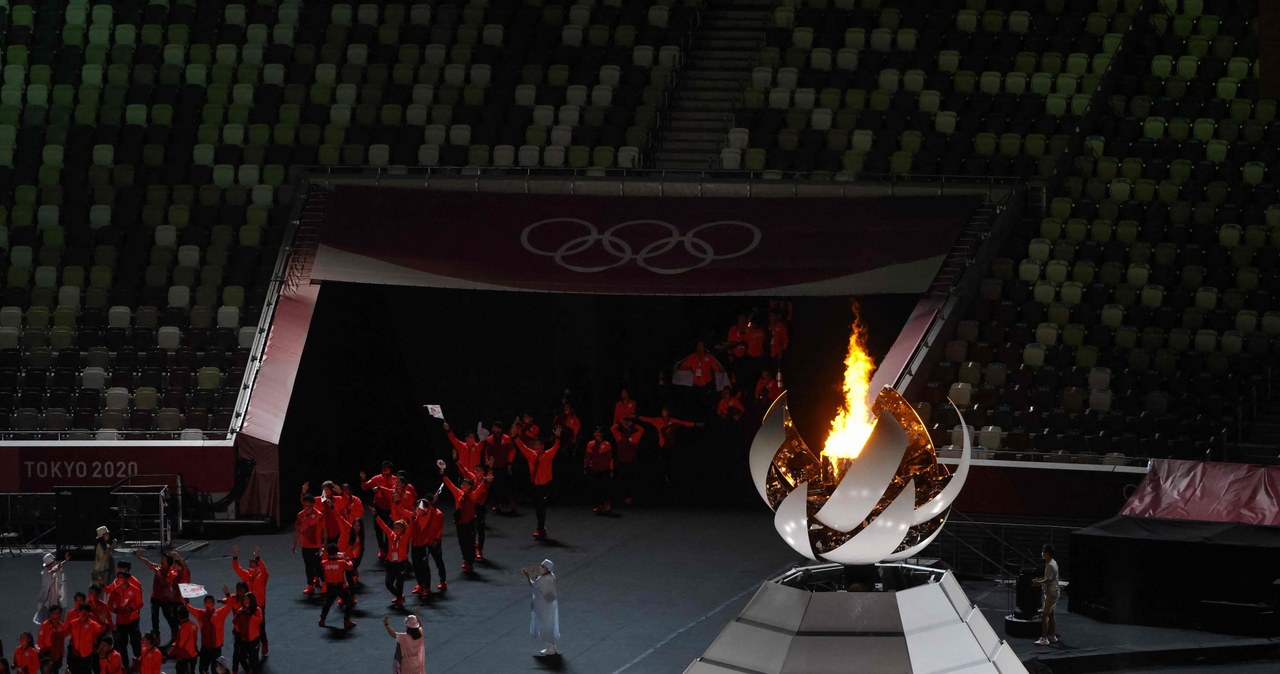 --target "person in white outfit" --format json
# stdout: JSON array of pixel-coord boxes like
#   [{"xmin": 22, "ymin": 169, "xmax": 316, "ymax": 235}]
[
  {"xmin": 524, "ymin": 558, "xmax": 560, "ymax": 656},
  {"xmin": 383, "ymin": 613, "xmax": 426, "ymax": 674},
  {"xmin": 34, "ymin": 552, "xmax": 67, "ymax": 624}
]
